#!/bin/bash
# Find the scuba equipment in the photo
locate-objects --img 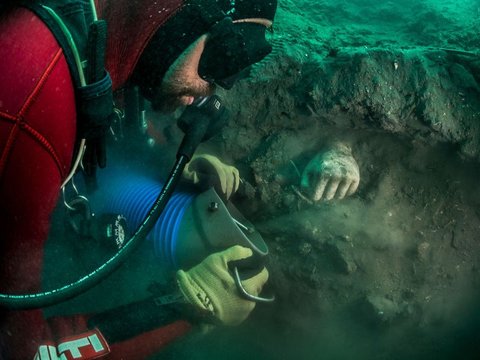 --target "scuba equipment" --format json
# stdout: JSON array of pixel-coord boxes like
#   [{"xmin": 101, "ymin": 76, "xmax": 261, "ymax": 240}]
[
  {"xmin": 198, "ymin": 18, "xmax": 272, "ymax": 89},
  {"xmin": 0, "ymin": 95, "xmax": 227, "ymax": 310},
  {"xmin": 21, "ymin": 0, "xmax": 115, "ymax": 181},
  {"xmin": 132, "ymin": 0, "xmax": 277, "ymax": 97},
  {"xmin": 64, "ymin": 192, "xmax": 129, "ymax": 251},
  {"xmin": 89, "ymin": 171, "xmax": 269, "ymax": 269}
]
